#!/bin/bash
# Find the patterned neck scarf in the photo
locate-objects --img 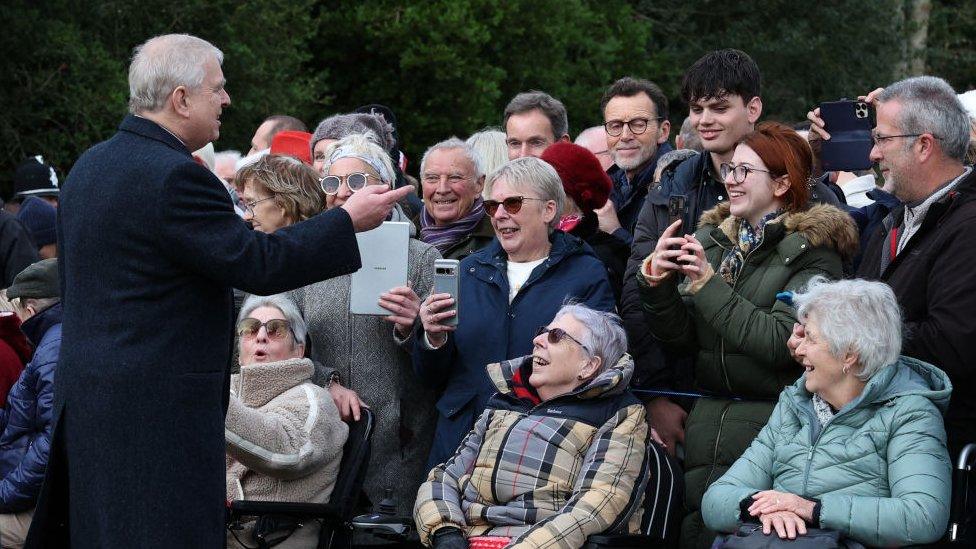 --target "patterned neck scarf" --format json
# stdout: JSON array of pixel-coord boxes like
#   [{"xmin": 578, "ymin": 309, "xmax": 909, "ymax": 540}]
[
  {"xmin": 718, "ymin": 210, "xmax": 783, "ymax": 284},
  {"xmin": 420, "ymin": 198, "xmax": 486, "ymax": 255},
  {"xmin": 812, "ymin": 393, "xmax": 837, "ymax": 427}
]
